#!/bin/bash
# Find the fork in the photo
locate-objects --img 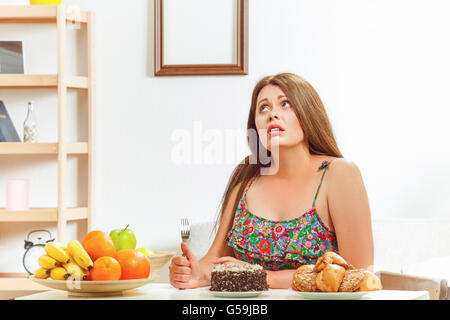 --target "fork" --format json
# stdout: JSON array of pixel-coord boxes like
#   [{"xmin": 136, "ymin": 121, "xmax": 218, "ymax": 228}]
[
  {"xmin": 181, "ymin": 218, "xmax": 190, "ymax": 256},
  {"xmin": 179, "ymin": 218, "xmax": 190, "ymax": 290}
]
